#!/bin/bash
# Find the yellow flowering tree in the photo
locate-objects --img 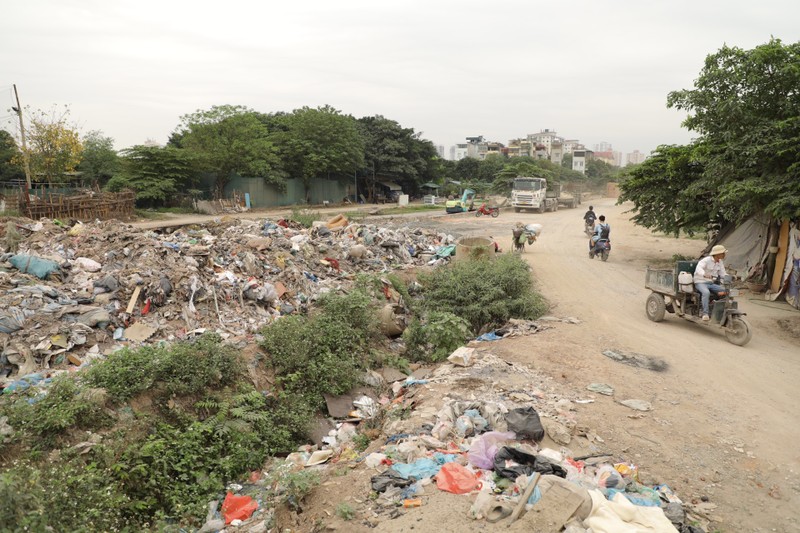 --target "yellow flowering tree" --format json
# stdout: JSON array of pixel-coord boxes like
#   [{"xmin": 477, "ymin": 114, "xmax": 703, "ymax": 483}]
[{"xmin": 16, "ymin": 106, "xmax": 83, "ymax": 185}]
